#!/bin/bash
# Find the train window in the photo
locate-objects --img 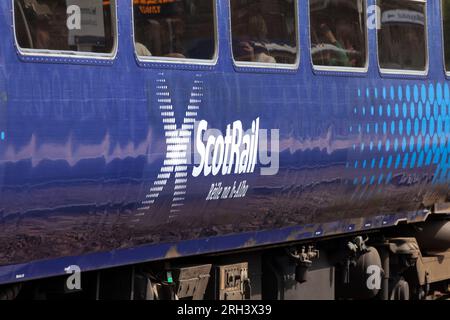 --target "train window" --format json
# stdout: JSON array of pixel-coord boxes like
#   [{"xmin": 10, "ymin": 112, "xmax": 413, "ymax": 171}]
[
  {"xmin": 230, "ymin": 0, "xmax": 298, "ymax": 67},
  {"xmin": 13, "ymin": 0, "xmax": 117, "ymax": 56},
  {"xmin": 377, "ymin": 0, "xmax": 427, "ymax": 73},
  {"xmin": 133, "ymin": 0, "xmax": 217, "ymax": 62},
  {"xmin": 309, "ymin": 0, "xmax": 367, "ymax": 70},
  {"xmin": 443, "ymin": 0, "xmax": 450, "ymax": 72}
]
